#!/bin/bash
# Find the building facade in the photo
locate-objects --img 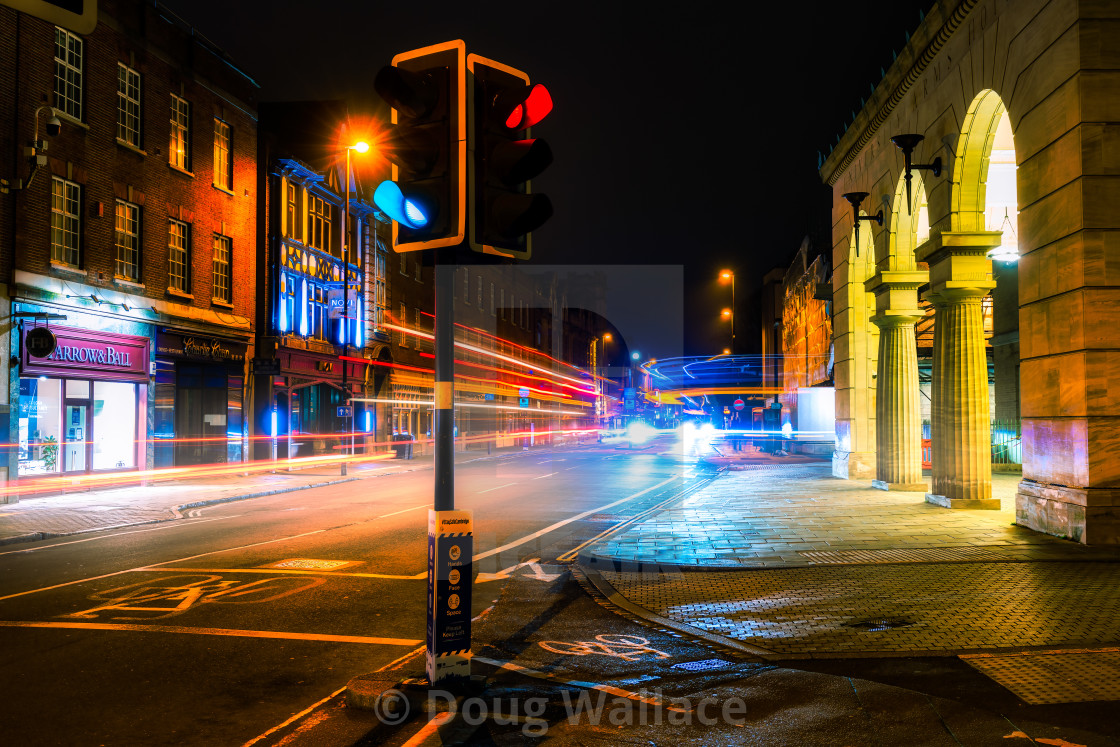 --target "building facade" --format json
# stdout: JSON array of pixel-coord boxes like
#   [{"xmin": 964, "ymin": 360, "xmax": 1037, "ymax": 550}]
[
  {"xmin": 1, "ymin": 0, "xmax": 258, "ymax": 497},
  {"xmin": 821, "ymin": 0, "xmax": 1119, "ymax": 543}
]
